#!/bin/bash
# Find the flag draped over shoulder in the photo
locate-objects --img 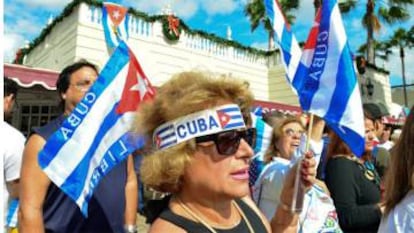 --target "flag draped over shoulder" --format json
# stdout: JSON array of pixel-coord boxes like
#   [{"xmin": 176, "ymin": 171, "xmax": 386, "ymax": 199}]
[
  {"xmin": 264, "ymin": 0, "xmax": 302, "ymax": 90},
  {"xmin": 38, "ymin": 41, "xmax": 155, "ymax": 216},
  {"xmin": 293, "ymin": 0, "xmax": 365, "ymax": 156},
  {"xmin": 102, "ymin": 2, "xmax": 129, "ymax": 51}
]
